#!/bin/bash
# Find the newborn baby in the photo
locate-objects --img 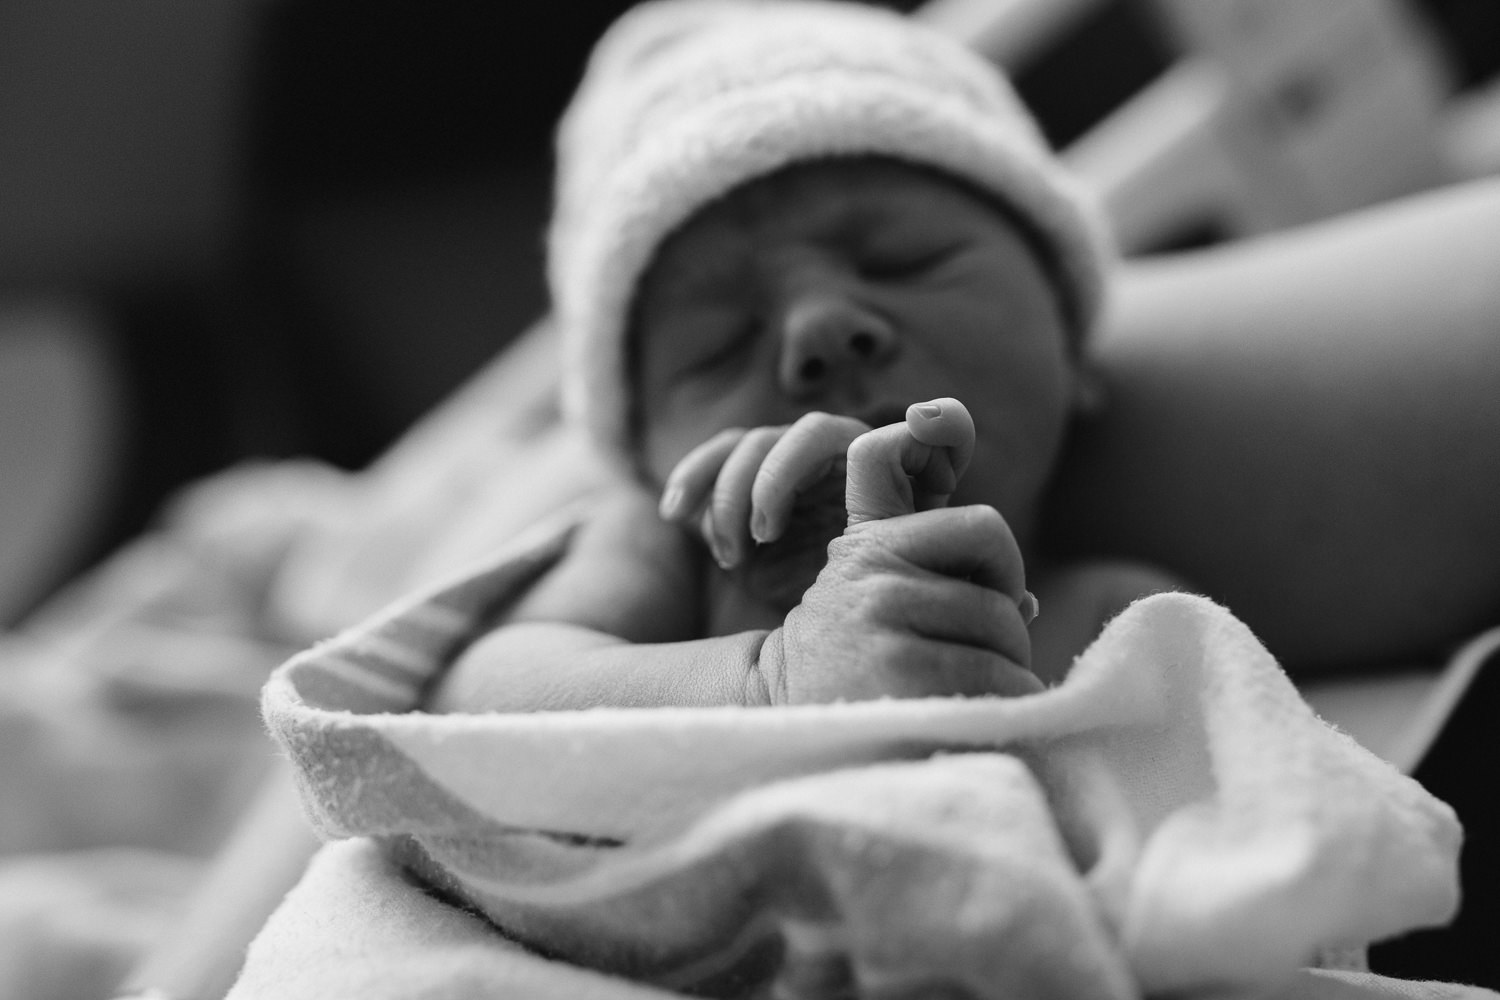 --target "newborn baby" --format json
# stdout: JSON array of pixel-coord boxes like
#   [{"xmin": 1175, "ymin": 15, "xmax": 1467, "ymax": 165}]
[
  {"xmin": 245, "ymin": 10, "xmax": 1471, "ymax": 997},
  {"xmin": 433, "ymin": 0, "xmax": 1177, "ymax": 715}
]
